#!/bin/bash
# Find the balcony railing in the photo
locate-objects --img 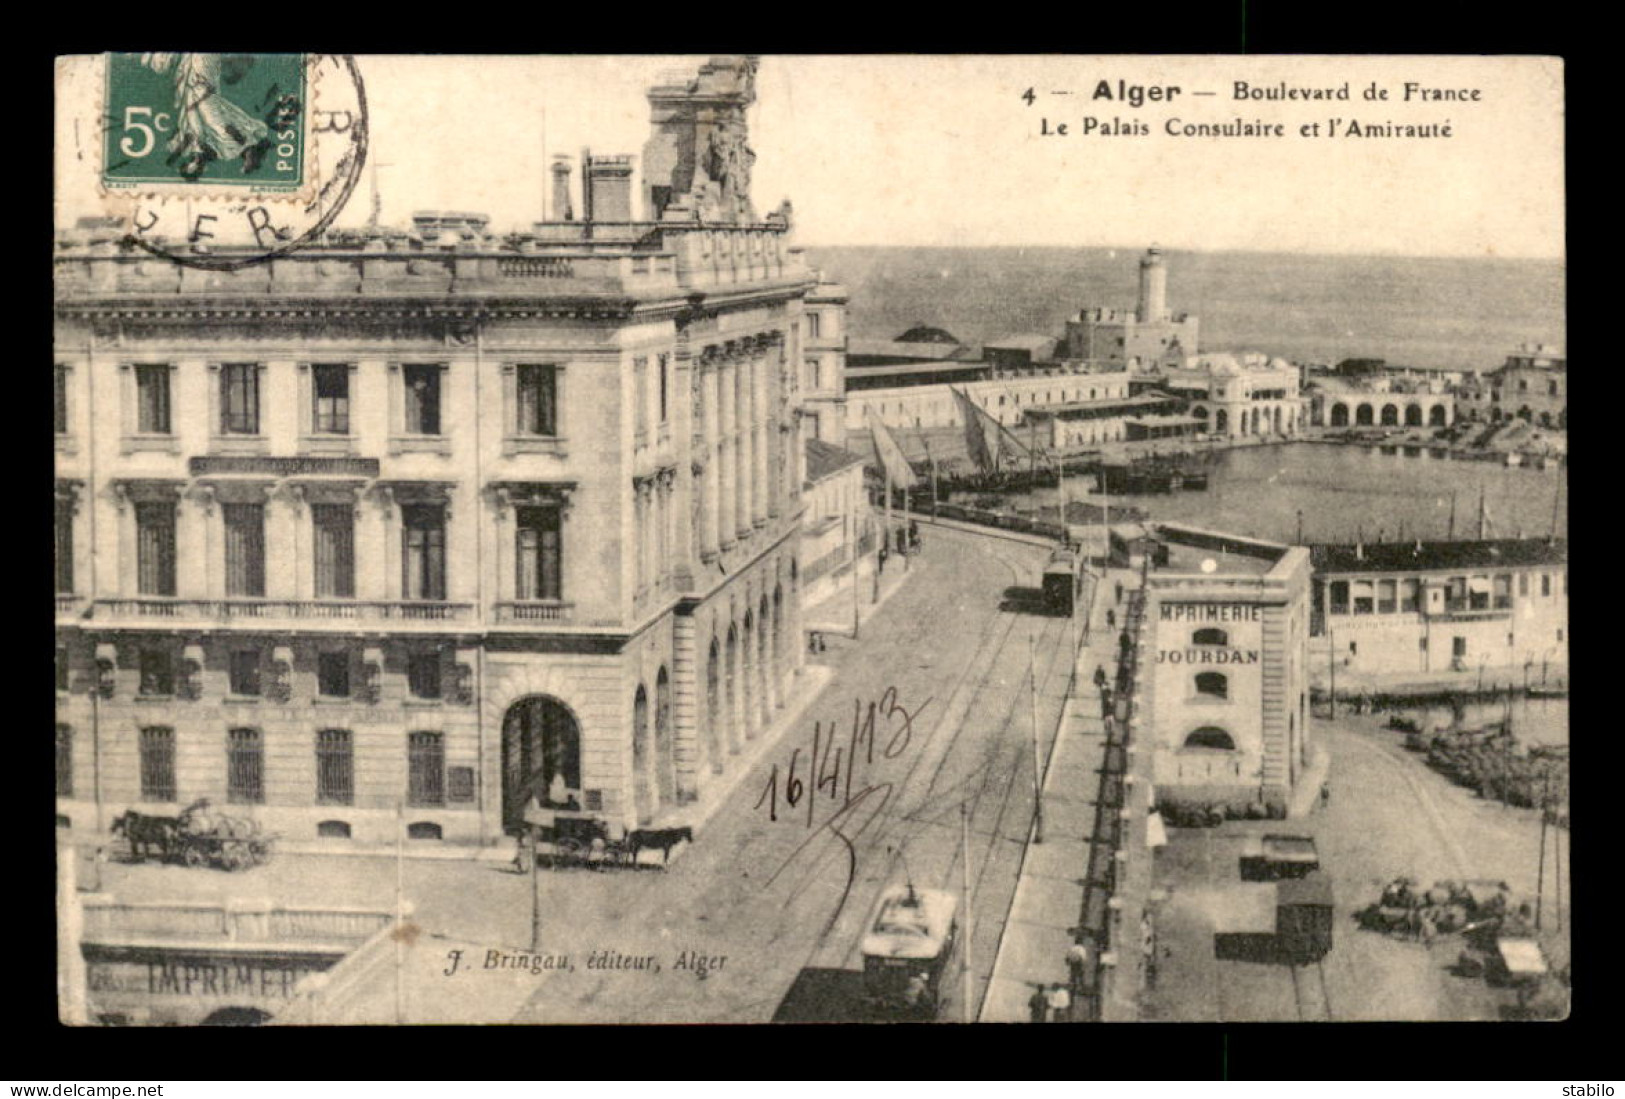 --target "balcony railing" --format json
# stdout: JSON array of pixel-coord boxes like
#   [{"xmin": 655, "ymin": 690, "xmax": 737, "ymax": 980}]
[
  {"xmin": 493, "ymin": 601, "xmax": 573, "ymax": 624},
  {"xmin": 94, "ymin": 598, "xmax": 475, "ymax": 623},
  {"xmin": 56, "ymin": 594, "xmax": 86, "ymax": 618}
]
